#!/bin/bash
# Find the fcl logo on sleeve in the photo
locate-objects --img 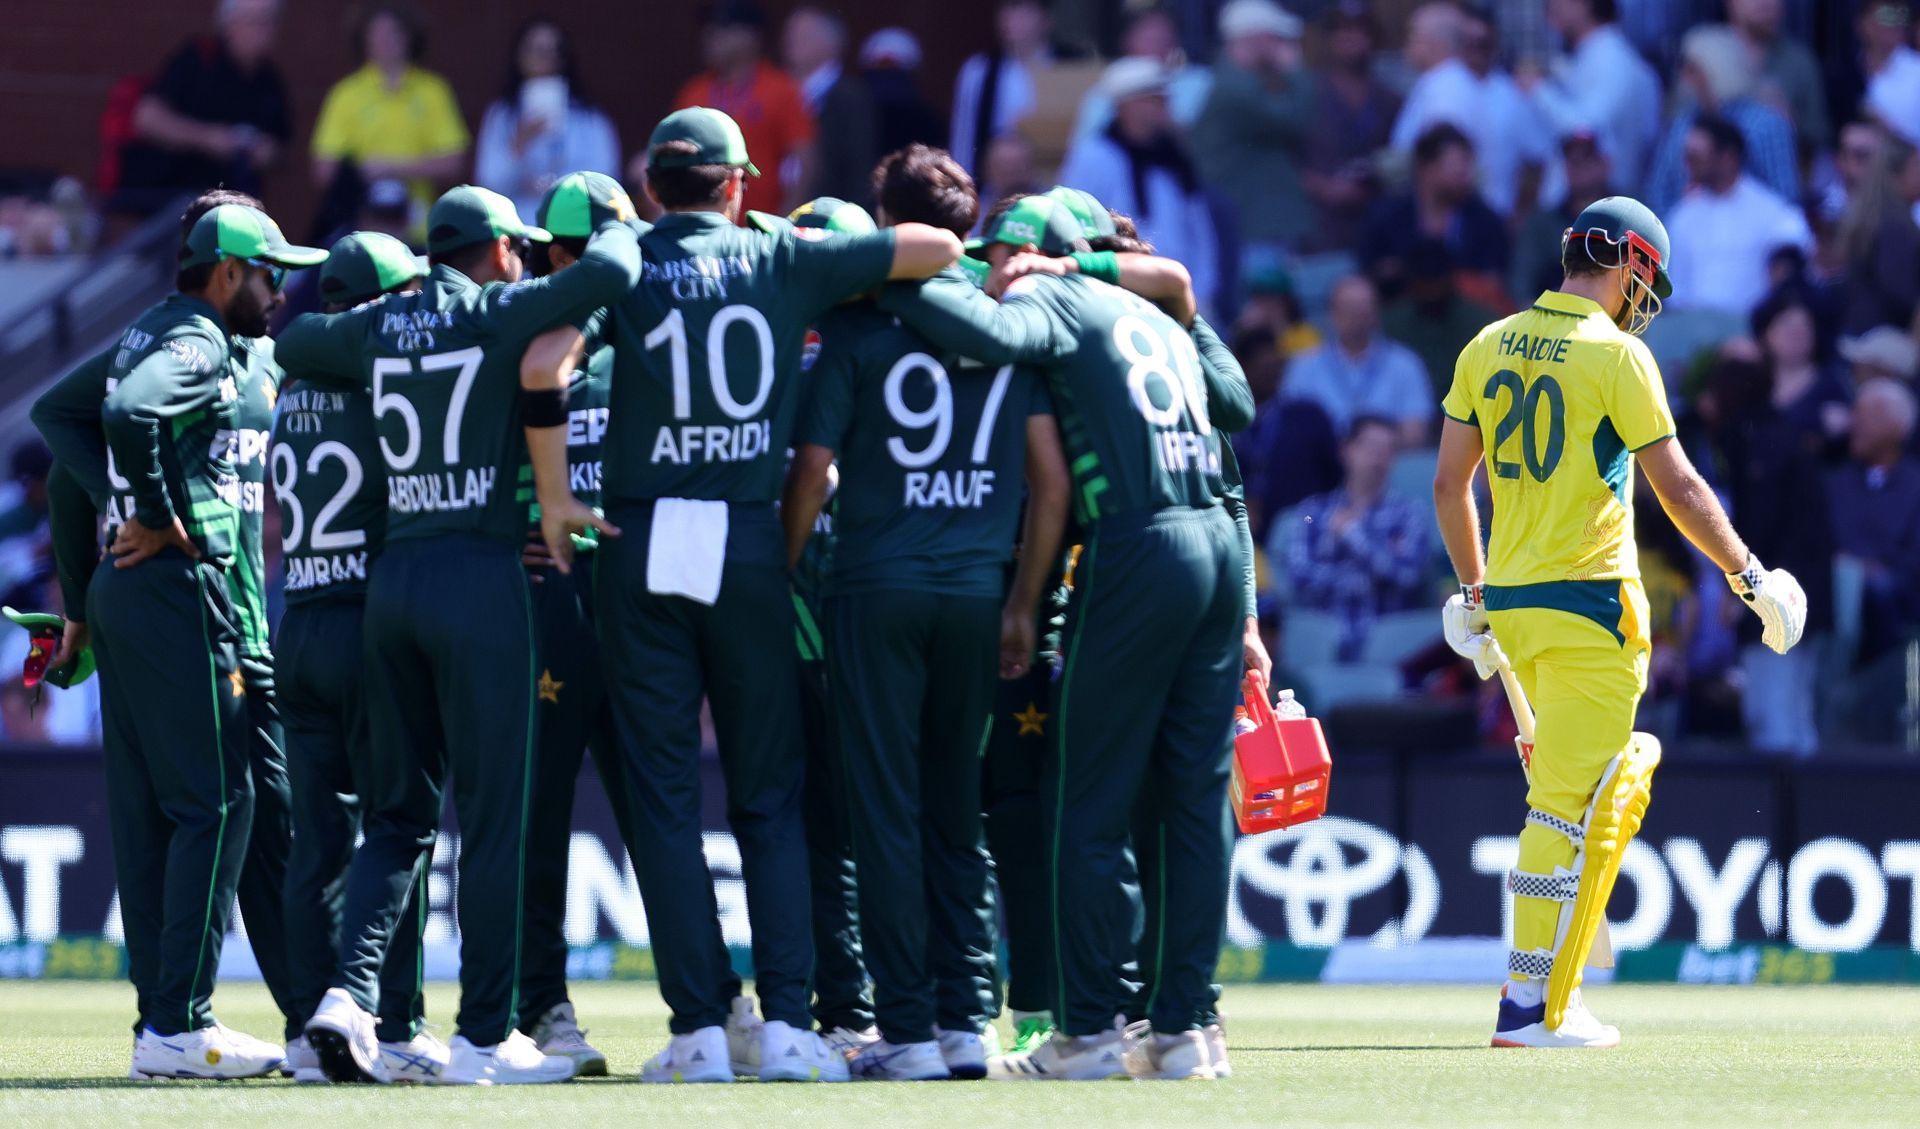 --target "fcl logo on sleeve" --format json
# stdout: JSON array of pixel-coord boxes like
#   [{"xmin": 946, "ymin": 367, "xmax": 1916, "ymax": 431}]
[{"xmin": 801, "ymin": 329, "xmax": 822, "ymax": 372}]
